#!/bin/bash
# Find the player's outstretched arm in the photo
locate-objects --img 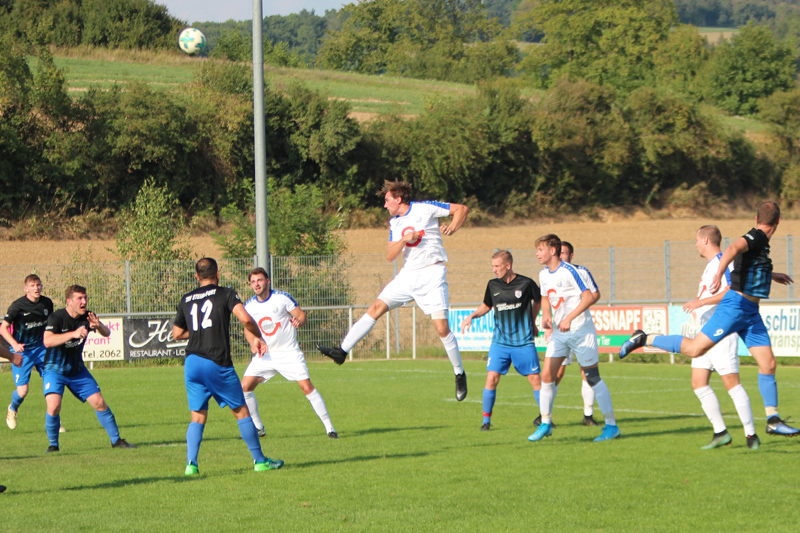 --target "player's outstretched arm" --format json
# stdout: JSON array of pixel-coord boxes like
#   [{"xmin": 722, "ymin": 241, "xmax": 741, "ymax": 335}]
[
  {"xmin": 773, "ymin": 272, "xmax": 794, "ymax": 285},
  {"xmin": 87, "ymin": 312, "xmax": 110, "ymax": 337},
  {"xmin": 0, "ymin": 344, "xmax": 22, "ymax": 366},
  {"xmin": 711, "ymin": 237, "xmax": 748, "ymax": 292},
  {"xmin": 44, "ymin": 327, "xmax": 87, "ymax": 348},
  {"xmin": 460, "ymin": 303, "xmax": 491, "ymax": 334},
  {"xmin": 440, "ymin": 203, "xmax": 469, "ymax": 236},
  {"xmin": 232, "ymin": 303, "xmax": 264, "ymax": 342},
  {"xmin": 244, "ymin": 328, "xmax": 267, "ymax": 356}
]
